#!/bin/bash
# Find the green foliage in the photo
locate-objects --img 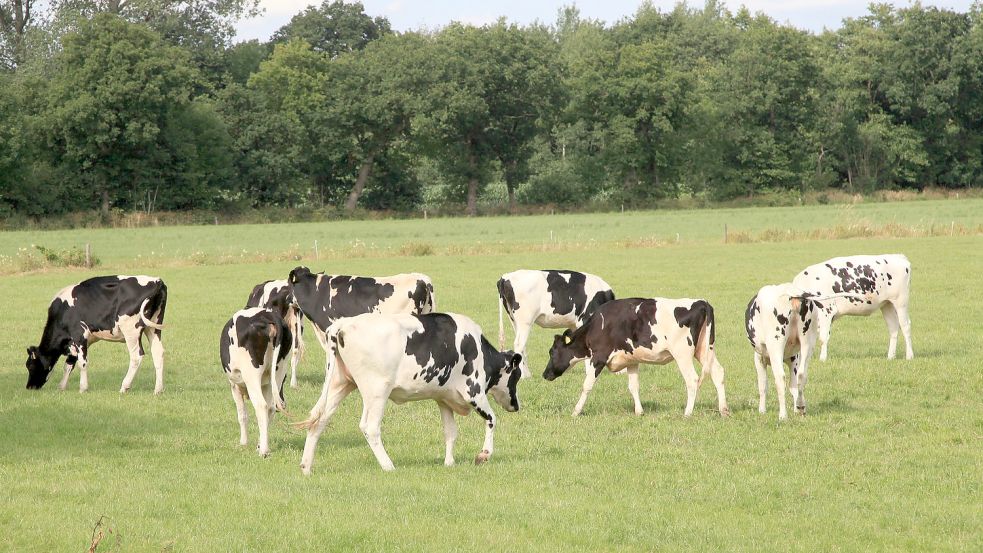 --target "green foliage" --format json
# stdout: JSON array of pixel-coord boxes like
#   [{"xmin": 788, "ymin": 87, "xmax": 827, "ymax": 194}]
[{"xmin": 2, "ymin": 1, "xmax": 983, "ymax": 219}]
